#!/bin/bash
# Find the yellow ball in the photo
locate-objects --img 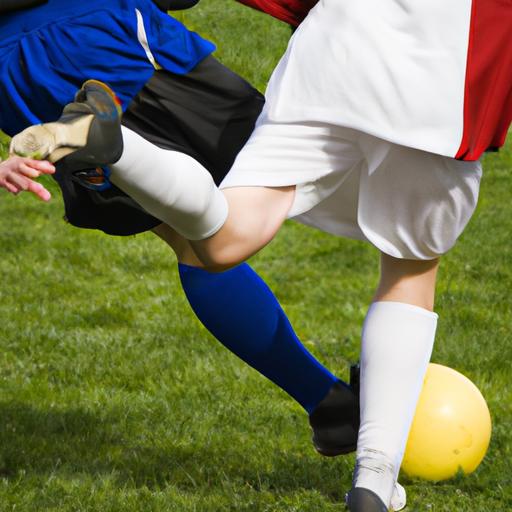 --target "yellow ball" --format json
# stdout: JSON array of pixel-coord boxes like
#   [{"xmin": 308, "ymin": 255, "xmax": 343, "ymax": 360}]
[{"xmin": 401, "ymin": 363, "xmax": 491, "ymax": 481}]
